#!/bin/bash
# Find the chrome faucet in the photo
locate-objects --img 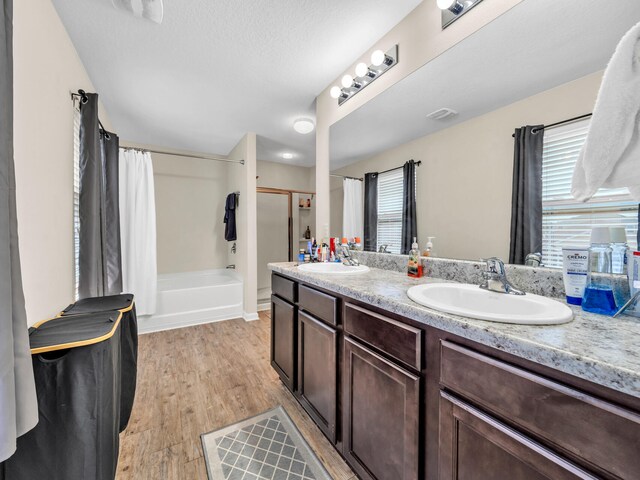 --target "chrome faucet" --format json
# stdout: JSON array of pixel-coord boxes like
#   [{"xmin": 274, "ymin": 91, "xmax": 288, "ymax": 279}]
[
  {"xmin": 338, "ymin": 245, "xmax": 359, "ymax": 266},
  {"xmin": 479, "ymin": 257, "xmax": 525, "ymax": 295},
  {"xmin": 378, "ymin": 244, "xmax": 390, "ymax": 253}
]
